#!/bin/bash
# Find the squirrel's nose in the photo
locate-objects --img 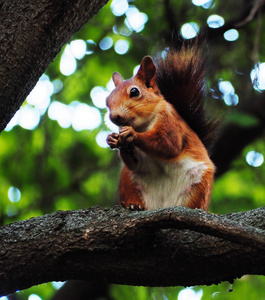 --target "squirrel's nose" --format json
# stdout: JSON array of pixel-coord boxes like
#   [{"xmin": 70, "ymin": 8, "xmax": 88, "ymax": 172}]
[{"xmin": 110, "ymin": 113, "xmax": 126, "ymax": 126}]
